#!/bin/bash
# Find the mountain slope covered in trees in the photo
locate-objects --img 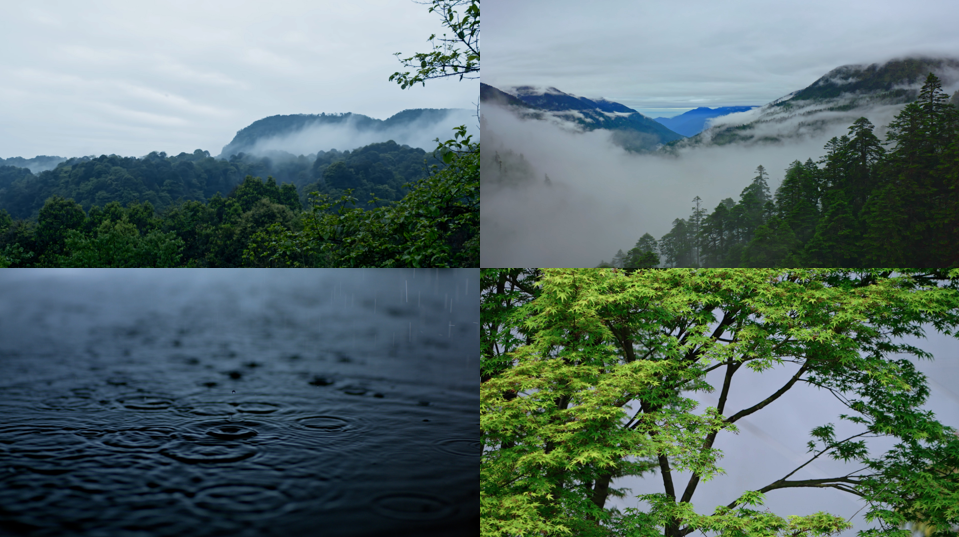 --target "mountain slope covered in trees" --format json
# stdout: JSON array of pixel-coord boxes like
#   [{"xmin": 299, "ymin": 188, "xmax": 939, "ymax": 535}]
[
  {"xmin": 0, "ymin": 156, "xmax": 66, "ymax": 174},
  {"xmin": 0, "ymin": 141, "xmax": 439, "ymax": 221}
]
